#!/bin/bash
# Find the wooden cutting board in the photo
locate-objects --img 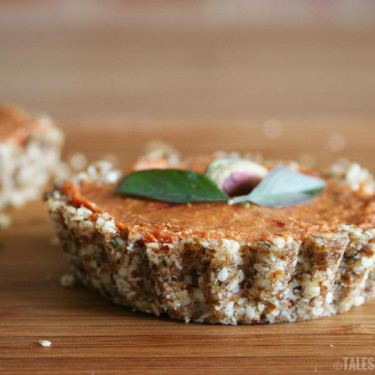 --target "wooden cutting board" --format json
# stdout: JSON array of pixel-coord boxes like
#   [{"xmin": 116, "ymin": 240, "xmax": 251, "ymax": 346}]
[{"xmin": 1, "ymin": 120, "xmax": 375, "ymax": 374}]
